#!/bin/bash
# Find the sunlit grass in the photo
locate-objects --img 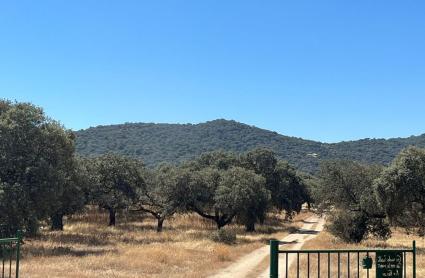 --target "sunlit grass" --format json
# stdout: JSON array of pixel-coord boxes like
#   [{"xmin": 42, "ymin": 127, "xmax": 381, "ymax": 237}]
[{"xmin": 21, "ymin": 207, "xmax": 310, "ymax": 278}]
